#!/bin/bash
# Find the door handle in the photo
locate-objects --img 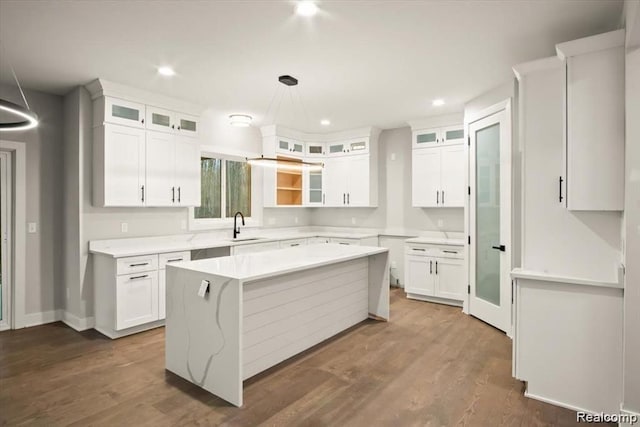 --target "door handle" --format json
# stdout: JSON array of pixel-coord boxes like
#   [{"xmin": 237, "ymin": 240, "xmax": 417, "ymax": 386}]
[
  {"xmin": 491, "ymin": 245, "xmax": 506, "ymax": 252},
  {"xmin": 559, "ymin": 176, "xmax": 563, "ymax": 203}
]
